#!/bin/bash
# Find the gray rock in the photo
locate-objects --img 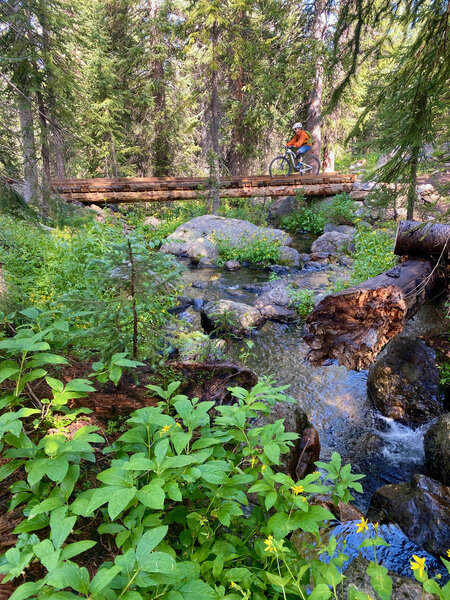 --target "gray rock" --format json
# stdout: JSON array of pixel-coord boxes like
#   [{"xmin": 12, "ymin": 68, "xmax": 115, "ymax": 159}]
[
  {"xmin": 278, "ymin": 245, "xmax": 301, "ymax": 266},
  {"xmin": 161, "ymin": 215, "xmax": 291, "ymax": 263},
  {"xmin": 201, "ymin": 299, "xmax": 265, "ymax": 337},
  {"xmin": 310, "ymin": 231, "xmax": 354, "ymax": 254},
  {"xmin": 424, "ymin": 414, "xmax": 450, "ymax": 486},
  {"xmin": 367, "ymin": 337, "xmax": 443, "ymax": 425},
  {"xmin": 254, "ymin": 280, "xmax": 292, "ymax": 310},
  {"xmin": 143, "ymin": 216, "xmax": 165, "ymax": 228},
  {"xmin": 268, "ymin": 196, "xmax": 298, "ymax": 221},
  {"xmin": 299, "ymin": 253, "xmax": 311, "ymax": 263},
  {"xmin": 367, "ymin": 474, "xmax": 450, "ymax": 557},
  {"xmin": 224, "ymin": 260, "xmax": 241, "ymax": 271},
  {"xmin": 258, "ymin": 304, "xmax": 298, "ymax": 323},
  {"xmin": 323, "ymin": 224, "xmax": 356, "ymax": 236},
  {"xmin": 191, "ymin": 281, "xmax": 208, "ymax": 290},
  {"xmin": 309, "ymin": 252, "xmax": 334, "ymax": 263},
  {"xmin": 341, "ymin": 556, "xmax": 436, "ymax": 600},
  {"xmin": 352, "ymin": 180, "xmax": 376, "ymax": 192}
]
